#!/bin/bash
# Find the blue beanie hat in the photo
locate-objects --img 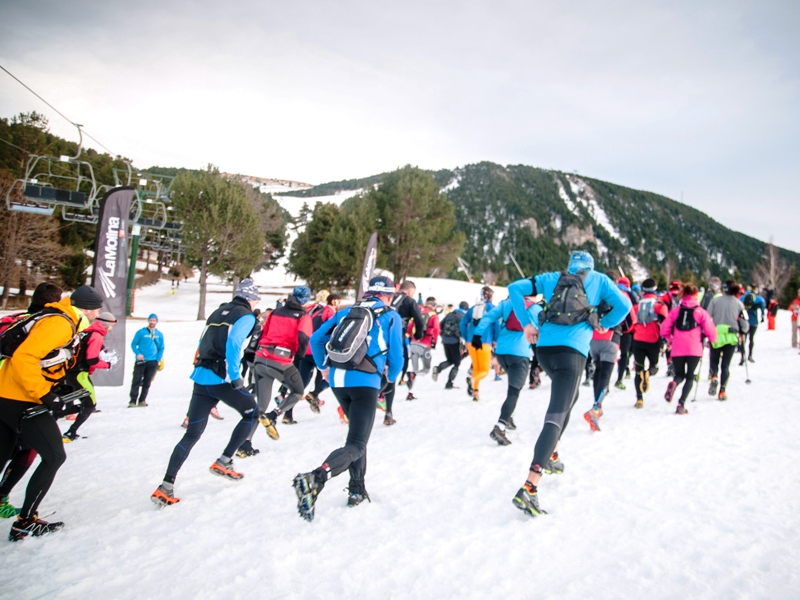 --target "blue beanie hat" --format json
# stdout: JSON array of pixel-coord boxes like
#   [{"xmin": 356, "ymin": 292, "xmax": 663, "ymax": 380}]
[
  {"xmin": 293, "ymin": 285, "xmax": 312, "ymax": 304},
  {"xmin": 148, "ymin": 313, "xmax": 158, "ymax": 322},
  {"xmin": 235, "ymin": 278, "xmax": 261, "ymax": 302},
  {"xmin": 568, "ymin": 250, "xmax": 594, "ymax": 274}
]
